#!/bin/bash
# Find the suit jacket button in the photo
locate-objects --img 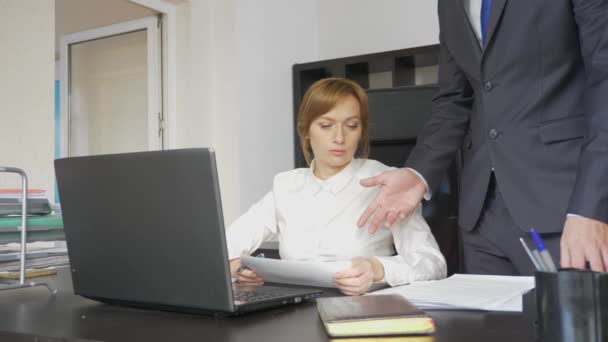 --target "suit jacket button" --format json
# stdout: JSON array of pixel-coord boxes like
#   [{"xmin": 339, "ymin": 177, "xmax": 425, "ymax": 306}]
[
  {"xmin": 489, "ymin": 129, "xmax": 498, "ymax": 139},
  {"xmin": 484, "ymin": 81, "xmax": 493, "ymax": 91}
]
